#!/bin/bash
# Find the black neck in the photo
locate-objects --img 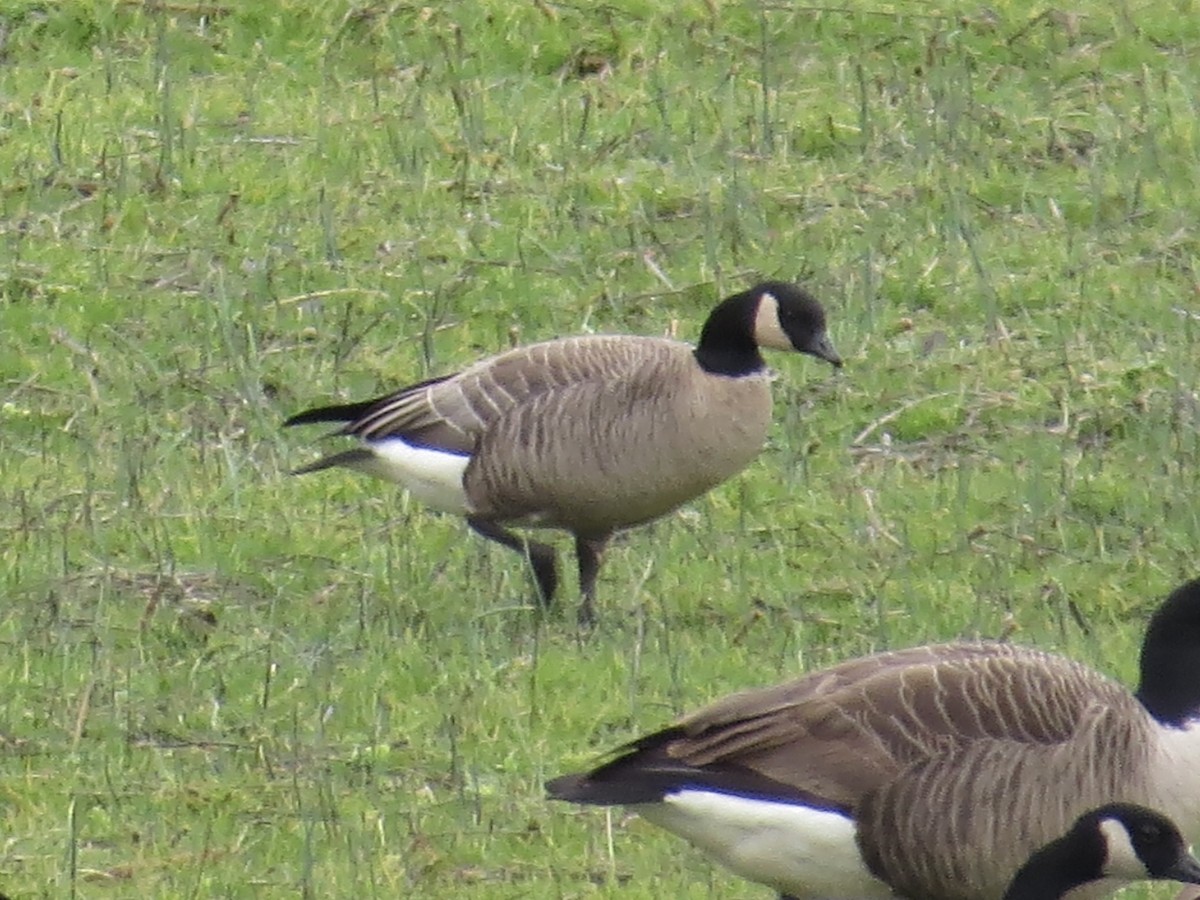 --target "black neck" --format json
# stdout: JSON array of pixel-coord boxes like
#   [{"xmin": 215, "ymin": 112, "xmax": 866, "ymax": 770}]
[
  {"xmin": 693, "ymin": 295, "xmax": 766, "ymax": 377},
  {"xmin": 1136, "ymin": 579, "xmax": 1200, "ymax": 726},
  {"xmin": 1003, "ymin": 835, "xmax": 1100, "ymax": 900}
]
